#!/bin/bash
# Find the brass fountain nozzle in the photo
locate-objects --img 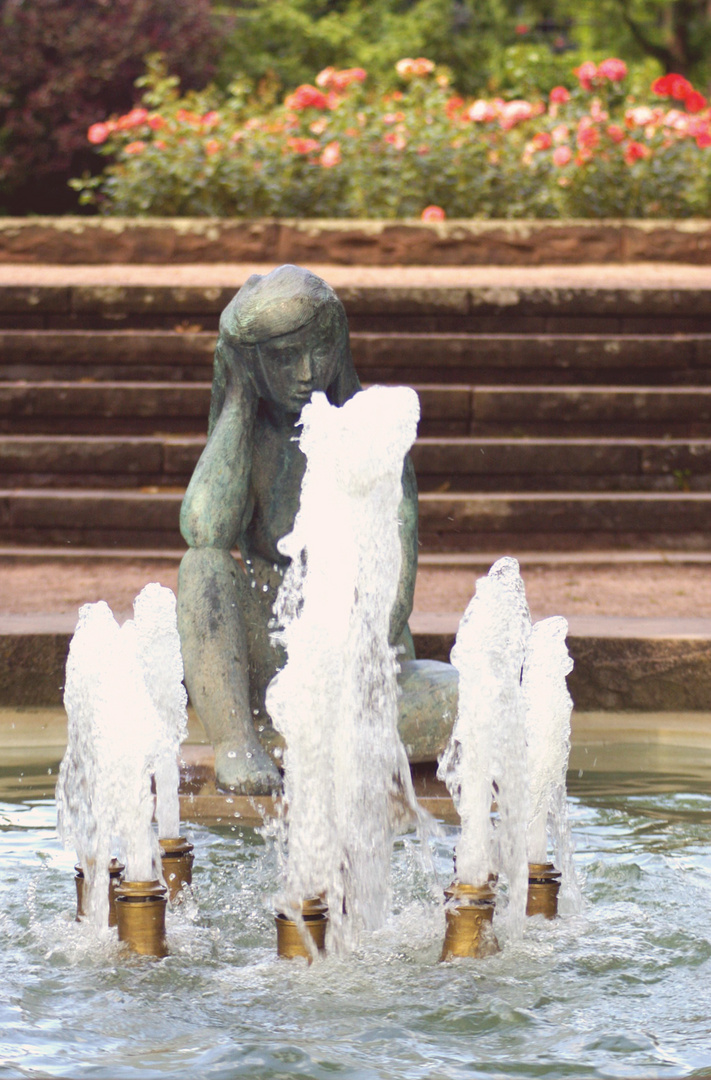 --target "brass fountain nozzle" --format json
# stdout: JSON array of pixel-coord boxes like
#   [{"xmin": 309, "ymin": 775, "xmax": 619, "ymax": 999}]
[
  {"xmin": 275, "ymin": 897, "xmax": 328, "ymax": 961},
  {"xmin": 526, "ymin": 862, "xmax": 561, "ymax": 919},
  {"xmin": 441, "ymin": 881, "xmax": 499, "ymax": 961},
  {"xmin": 159, "ymin": 836, "xmax": 194, "ymax": 902},
  {"xmin": 115, "ymin": 879, "xmax": 169, "ymax": 957},
  {"xmin": 74, "ymin": 858, "xmax": 125, "ymax": 926}
]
